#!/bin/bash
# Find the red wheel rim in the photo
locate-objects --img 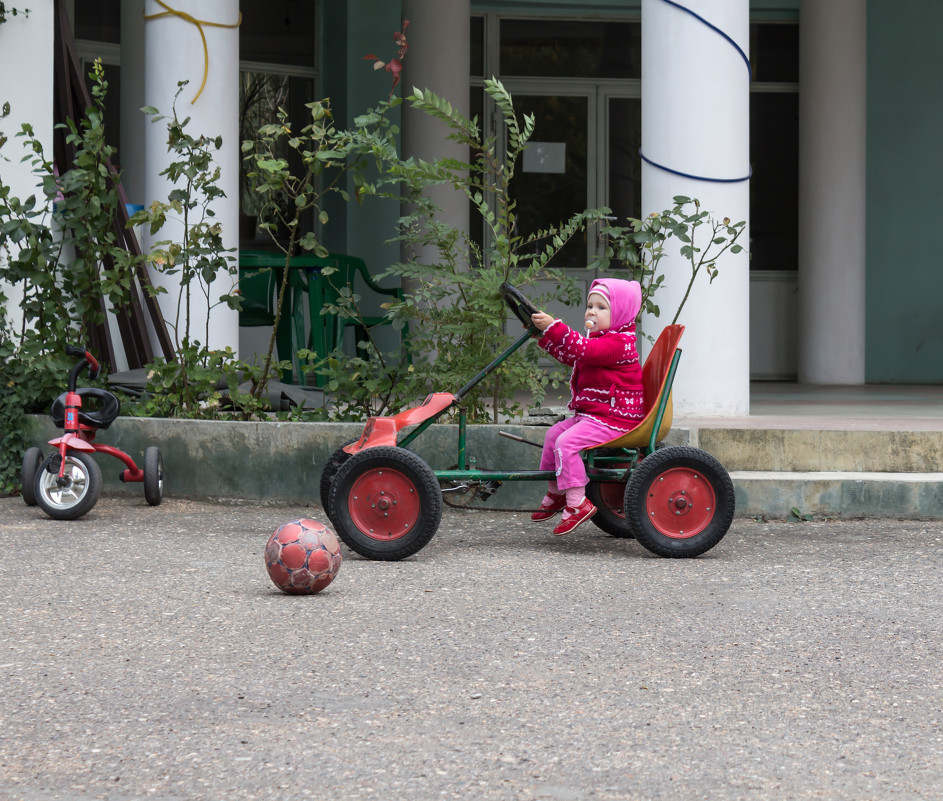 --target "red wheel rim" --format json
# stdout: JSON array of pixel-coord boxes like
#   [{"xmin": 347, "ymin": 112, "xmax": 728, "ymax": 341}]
[
  {"xmin": 645, "ymin": 467, "xmax": 716, "ymax": 539},
  {"xmin": 598, "ymin": 482, "xmax": 627, "ymax": 518},
  {"xmin": 348, "ymin": 468, "xmax": 421, "ymax": 541}
]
